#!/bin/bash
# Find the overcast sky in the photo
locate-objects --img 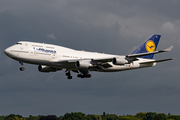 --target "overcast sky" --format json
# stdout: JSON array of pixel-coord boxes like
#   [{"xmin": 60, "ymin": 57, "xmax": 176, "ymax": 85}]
[{"xmin": 0, "ymin": 0, "xmax": 180, "ymax": 117}]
